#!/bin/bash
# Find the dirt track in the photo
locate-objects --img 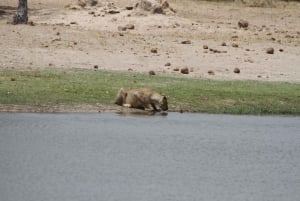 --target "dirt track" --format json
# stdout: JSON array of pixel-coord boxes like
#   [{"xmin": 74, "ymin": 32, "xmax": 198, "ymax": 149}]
[{"xmin": 1, "ymin": 0, "xmax": 300, "ymax": 82}]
